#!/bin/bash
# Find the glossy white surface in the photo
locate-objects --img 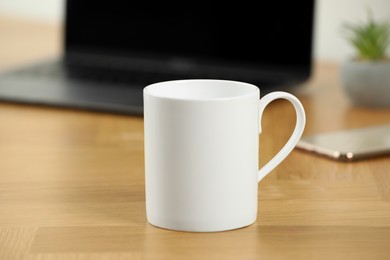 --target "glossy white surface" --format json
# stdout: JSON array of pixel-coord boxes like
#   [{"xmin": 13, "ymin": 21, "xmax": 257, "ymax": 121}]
[{"xmin": 144, "ymin": 80, "xmax": 305, "ymax": 232}]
